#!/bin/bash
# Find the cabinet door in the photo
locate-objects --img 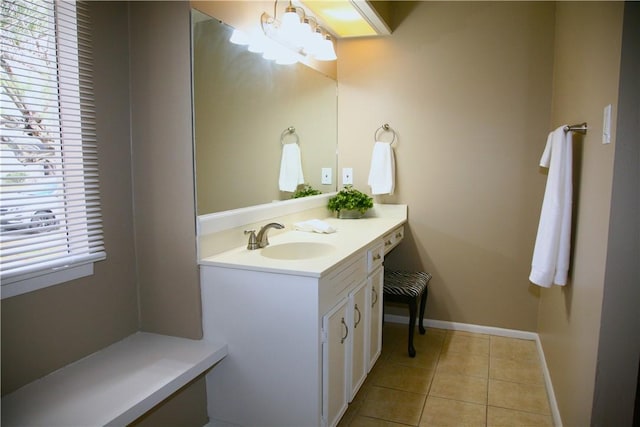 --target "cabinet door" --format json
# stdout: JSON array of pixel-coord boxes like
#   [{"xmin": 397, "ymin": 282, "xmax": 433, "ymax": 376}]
[
  {"xmin": 348, "ymin": 280, "xmax": 368, "ymax": 401},
  {"xmin": 368, "ymin": 266, "xmax": 384, "ymax": 372},
  {"xmin": 322, "ymin": 298, "xmax": 349, "ymax": 427}
]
